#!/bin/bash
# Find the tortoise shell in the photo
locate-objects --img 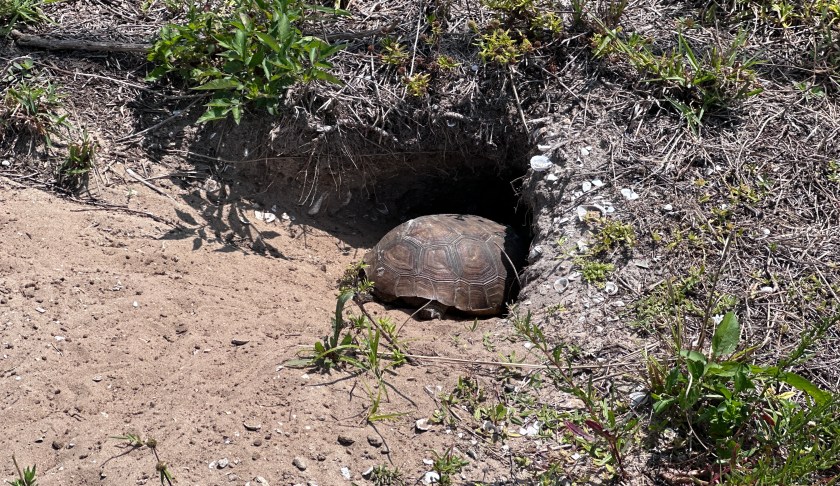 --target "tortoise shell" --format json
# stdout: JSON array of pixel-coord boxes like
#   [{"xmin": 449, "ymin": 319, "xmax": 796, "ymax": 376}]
[{"xmin": 364, "ymin": 214, "xmax": 526, "ymax": 316}]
